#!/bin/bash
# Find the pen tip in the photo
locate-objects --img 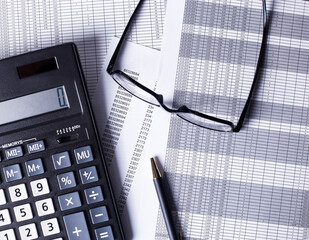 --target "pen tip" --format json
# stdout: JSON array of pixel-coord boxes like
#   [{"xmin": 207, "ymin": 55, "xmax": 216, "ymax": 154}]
[{"xmin": 150, "ymin": 157, "xmax": 162, "ymax": 178}]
